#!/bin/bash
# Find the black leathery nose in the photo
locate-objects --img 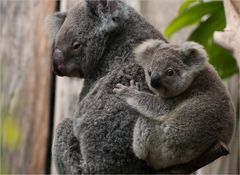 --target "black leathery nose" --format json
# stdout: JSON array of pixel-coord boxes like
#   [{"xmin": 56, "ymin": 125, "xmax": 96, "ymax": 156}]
[{"xmin": 150, "ymin": 72, "xmax": 161, "ymax": 88}]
